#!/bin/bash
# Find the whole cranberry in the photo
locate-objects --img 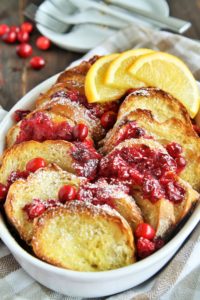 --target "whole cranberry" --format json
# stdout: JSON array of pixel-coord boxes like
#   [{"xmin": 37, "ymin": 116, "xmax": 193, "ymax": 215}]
[
  {"xmin": 10, "ymin": 26, "xmax": 20, "ymax": 33},
  {"xmin": 21, "ymin": 22, "xmax": 33, "ymax": 33},
  {"xmin": 26, "ymin": 157, "xmax": 46, "ymax": 173},
  {"xmin": 58, "ymin": 185, "xmax": 77, "ymax": 203},
  {"xmin": 166, "ymin": 142, "xmax": 183, "ymax": 158},
  {"xmin": 36, "ymin": 36, "xmax": 51, "ymax": 50},
  {"xmin": 2, "ymin": 31, "xmax": 17, "ymax": 43},
  {"xmin": 136, "ymin": 237, "xmax": 155, "ymax": 258},
  {"xmin": 30, "ymin": 56, "xmax": 45, "ymax": 70},
  {"xmin": 73, "ymin": 124, "xmax": 89, "ymax": 141},
  {"xmin": 100, "ymin": 111, "xmax": 117, "ymax": 129},
  {"xmin": 16, "ymin": 43, "xmax": 32, "ymax": 58},
  {"xmin": 0, "ymin": 24, "xmax": 10, "ymax": 36},
  {"xmin": 135, "ymin": 223, "xmax": 155, "ymax": 240},
  {"xmin": 0, "ymin": 183, "xmax": 8, "ymax": 200},
  {"xmin": 17, "ymin": 30, "xmax": 30, "ymax": 43}
]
